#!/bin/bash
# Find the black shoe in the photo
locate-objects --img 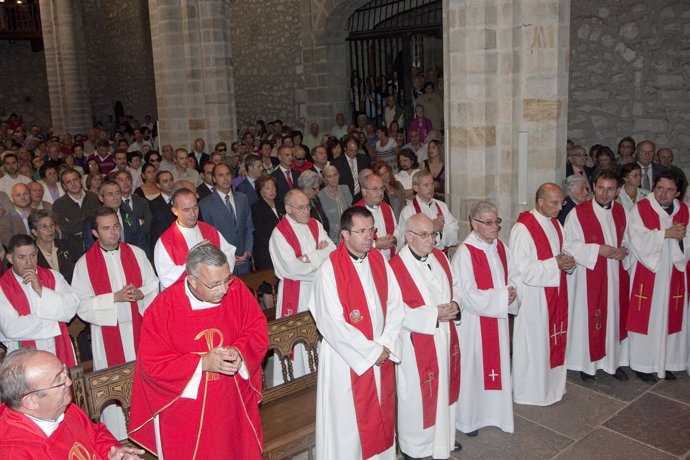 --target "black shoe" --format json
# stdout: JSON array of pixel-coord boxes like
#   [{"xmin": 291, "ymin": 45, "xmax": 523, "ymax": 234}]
[
  {"xmin": 453, "ymin": 442, "xmax": 463, "ymax": 452},
  {"xmin": 613, "ymin": 368, "xmax": 629, "ymax": 381},
  {"xmin": 465, "ymin": 430, "xmax": 479, "ymax": 437},
  {"xmin": 664, "ymin": 371, "xmax": 677, "ymax": 381},
  {"xmin": 401, "ymin": 453, "xmax": 422, "ymax": 460},
  {"xmin": 635, "ymin": 371, "xmax": 658, "ymax": 382},
  {"xmin": 580, "ymin": 371, "xmax": 595, "ymax": 381}
]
